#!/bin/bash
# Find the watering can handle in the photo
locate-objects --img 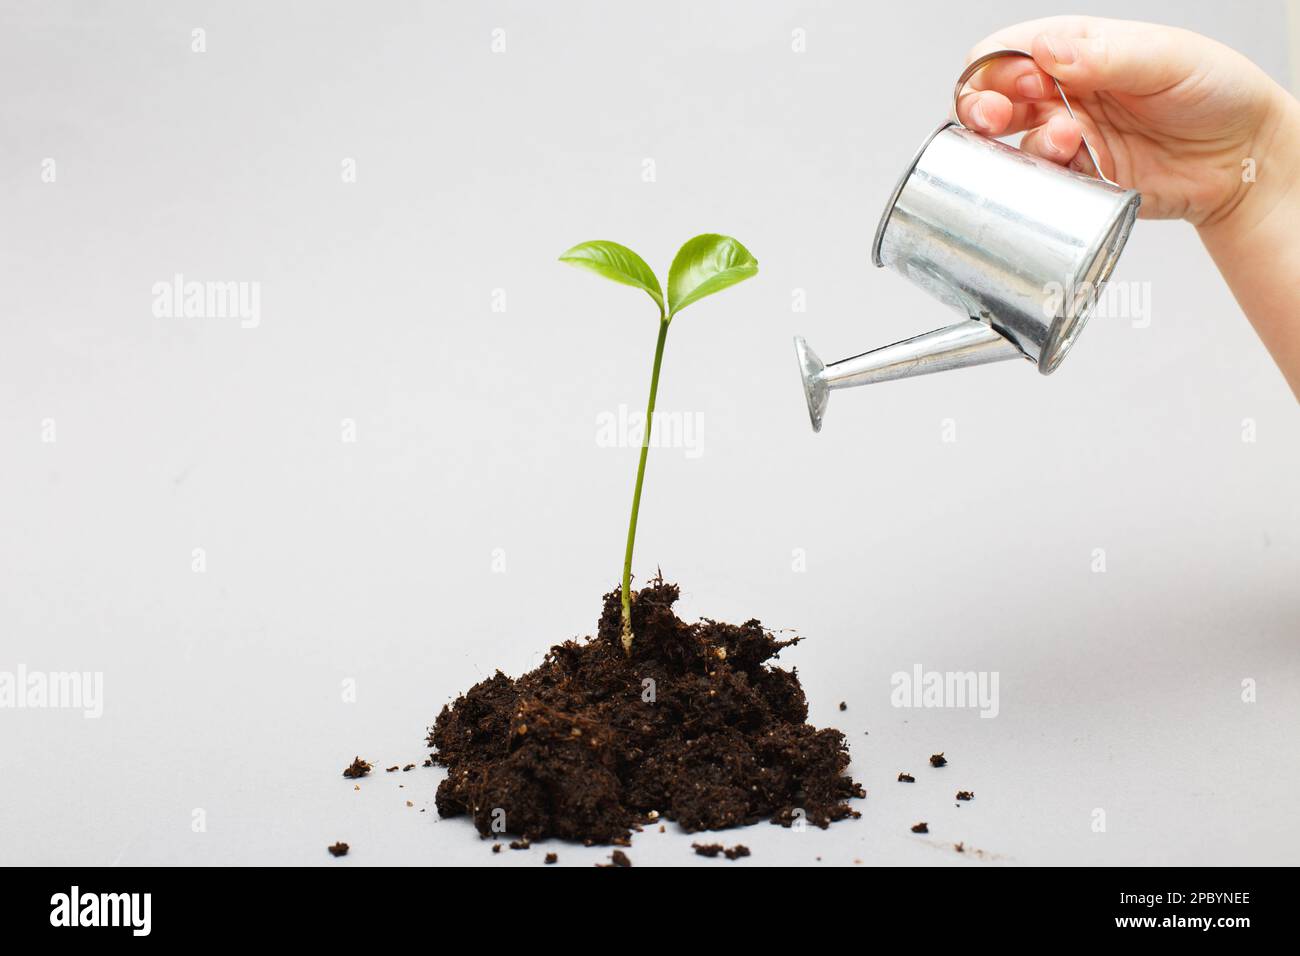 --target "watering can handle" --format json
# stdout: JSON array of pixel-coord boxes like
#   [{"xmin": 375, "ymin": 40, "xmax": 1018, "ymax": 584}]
[{"xmin": 953, "ymin": 48, "xmax": 1118, "ymax": 187}]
